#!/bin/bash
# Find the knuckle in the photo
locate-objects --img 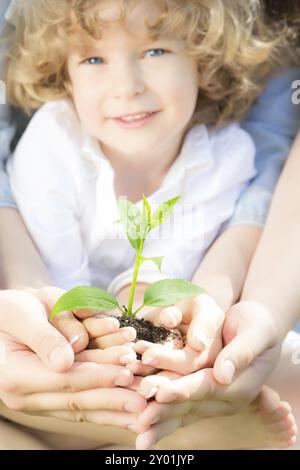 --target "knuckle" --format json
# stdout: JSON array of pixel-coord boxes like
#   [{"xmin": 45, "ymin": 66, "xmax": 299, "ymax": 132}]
[
  {"xmin": 67, "ymin": 397, "xmax": 82, "ymax": 412},
  {"xmin": 73, "ymin": 411, "xmax": 87, "ymax": 423},
  {"xmin": 60, "ymin": 375, "xmax": 75, "ymax": 393}
]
